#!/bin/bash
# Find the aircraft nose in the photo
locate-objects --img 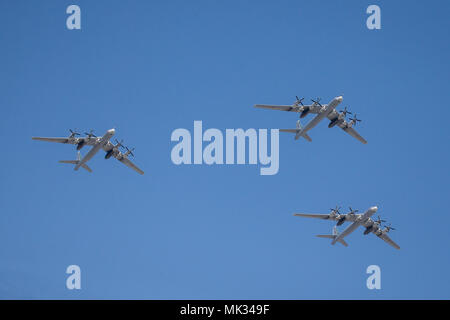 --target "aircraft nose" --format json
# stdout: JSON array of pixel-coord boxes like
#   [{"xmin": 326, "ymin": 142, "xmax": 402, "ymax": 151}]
[
  {"xmin": 336, "ymin": 96, "xmax": 343, "ymax": 102},
  {"xmin": 371, "ymin": 206, "xmax": 378, "ymax": 212},
  {"xmin": 108, "ymin": 129, "xmax": 116, "ymax": 135}
]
